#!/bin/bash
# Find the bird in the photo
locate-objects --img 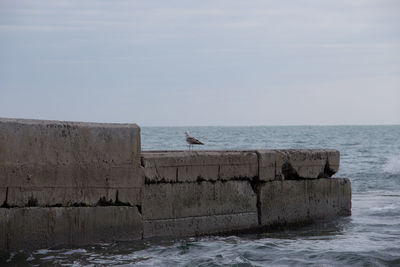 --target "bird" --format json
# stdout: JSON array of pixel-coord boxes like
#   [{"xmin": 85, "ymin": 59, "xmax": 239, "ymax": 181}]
[{"xmin": 185, "ymin": 132, "xmax": 204, "ymax": 150}]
